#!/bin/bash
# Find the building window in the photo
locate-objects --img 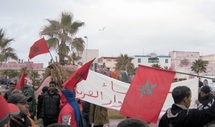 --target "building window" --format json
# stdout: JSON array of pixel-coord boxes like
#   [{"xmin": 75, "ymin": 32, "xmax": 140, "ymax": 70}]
[
  {"xmin": 138, "ymin": 58, "xmax": 141, "ymax": 63},
  {"xmin": 148, "ymin": 57, "xmax": 159, "ymax": 63},
  {"xmin": 165, "ymin": 59, "xmax": 168, "ymax": 63}
]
